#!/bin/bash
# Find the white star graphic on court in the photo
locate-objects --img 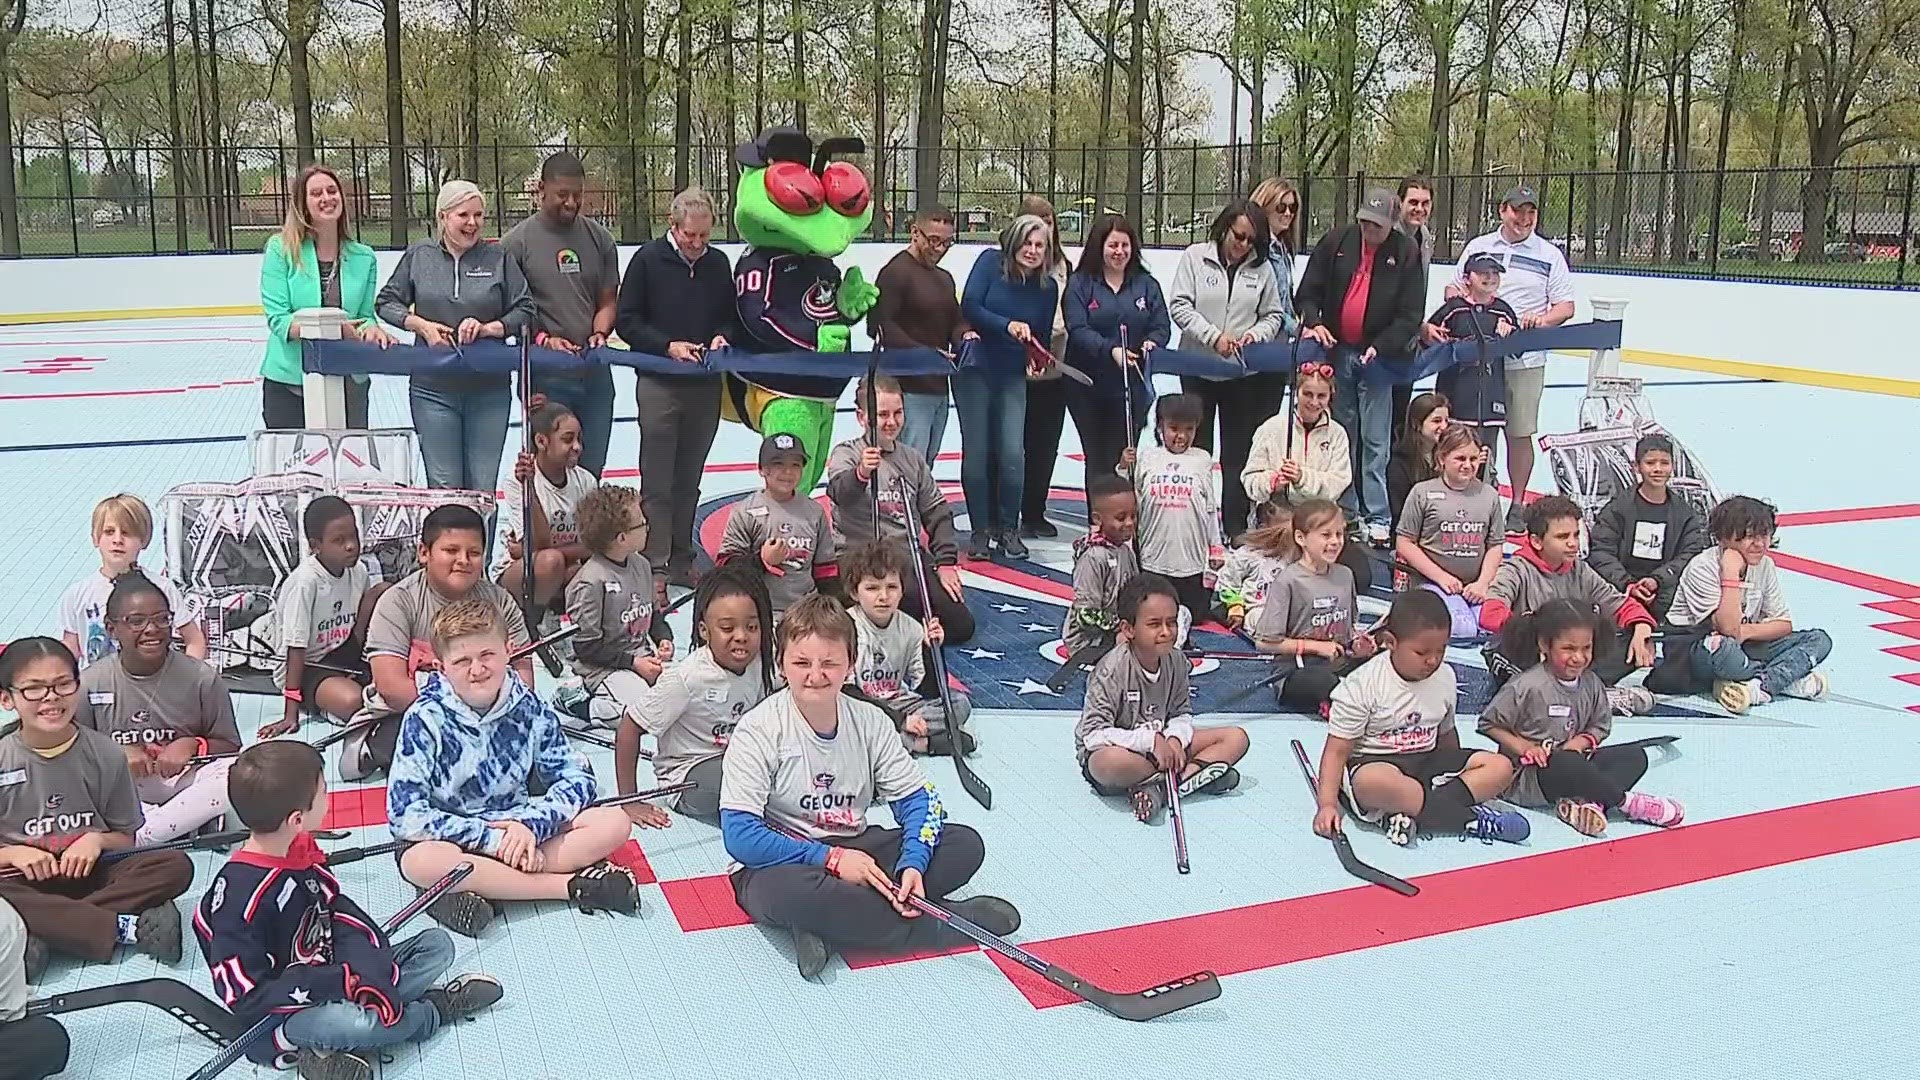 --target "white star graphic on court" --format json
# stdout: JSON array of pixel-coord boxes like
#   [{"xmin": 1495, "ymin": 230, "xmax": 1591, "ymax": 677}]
[
  {"xmin": 964, "ymin": 648, "xmax": 1004, "ymax": 660},
  {"xmin": 289, "ymin": 988, "xmax": 311, "ymax": 1005},
  {"xmin": 1022, "ymin": 623, "xmax": 1052, "ymax": 633},
  {"xmin": 1001, "ymin": 678, "xmax": 1059, "ymax": 696},
  {"xmin": 992, "ymin": 602, "xmax": 1028, "ymax": 613}
]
